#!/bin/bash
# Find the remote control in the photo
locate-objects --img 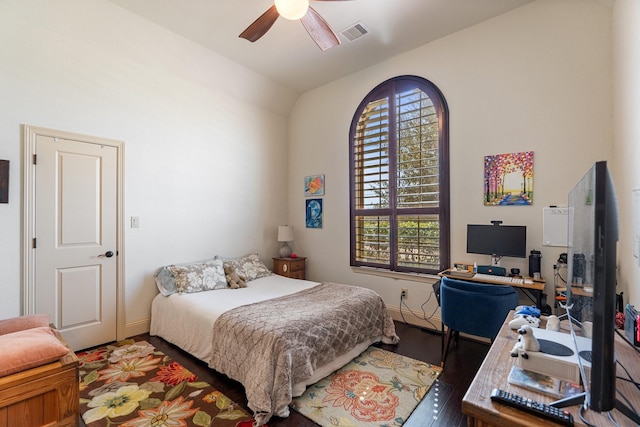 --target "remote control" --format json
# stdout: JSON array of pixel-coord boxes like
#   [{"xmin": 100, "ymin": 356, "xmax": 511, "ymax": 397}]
[{"xmin": 490, "ymin": 388, "xmax": 574, "ymax": 426}]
